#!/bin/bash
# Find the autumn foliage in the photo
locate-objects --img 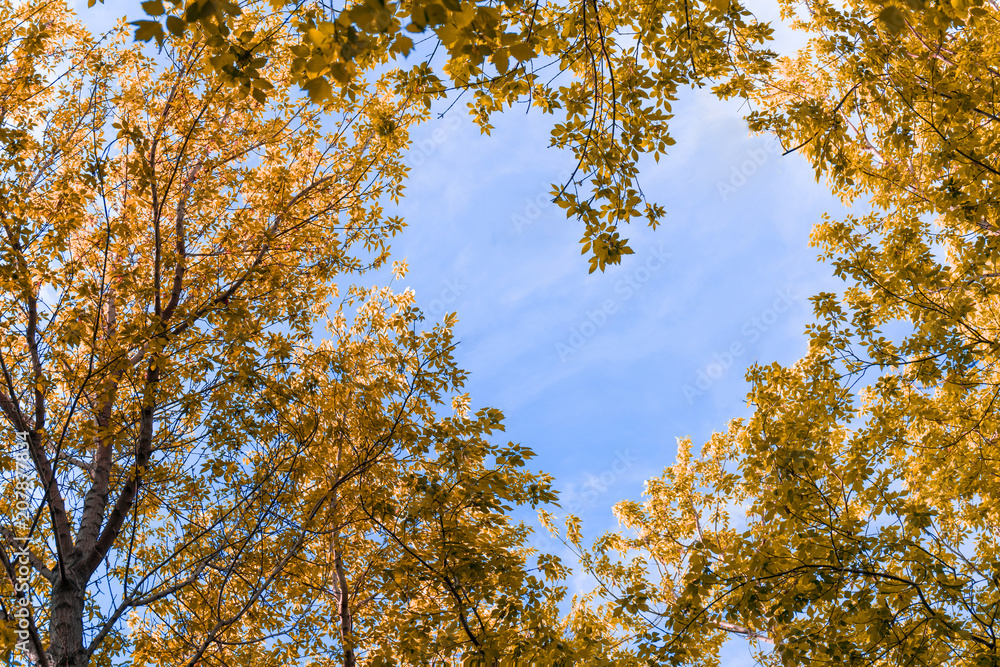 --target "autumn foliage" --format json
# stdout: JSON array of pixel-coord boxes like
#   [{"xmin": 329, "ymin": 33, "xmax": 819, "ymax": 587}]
[{"xmin": 2, "ymin": 0, "xmax": 1000, "ymax": 664}]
